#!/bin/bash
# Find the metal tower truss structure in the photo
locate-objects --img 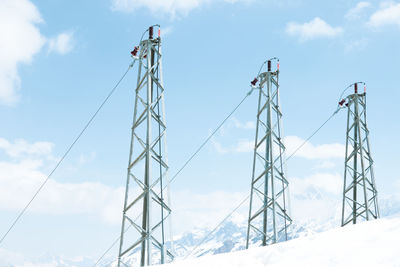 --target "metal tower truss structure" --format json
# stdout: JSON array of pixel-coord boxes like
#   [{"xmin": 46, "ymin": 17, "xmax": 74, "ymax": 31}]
[
  {"xmin": 246, "ymin": 59, "xmax": 292, "ymax": 248},
  {"xmin": 340, "ymin": 83, "xmax": 379, "ymax": 227},
  {"xmin": 118, "ymin": 26, "xmax": 173, "ymax": 266}
]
